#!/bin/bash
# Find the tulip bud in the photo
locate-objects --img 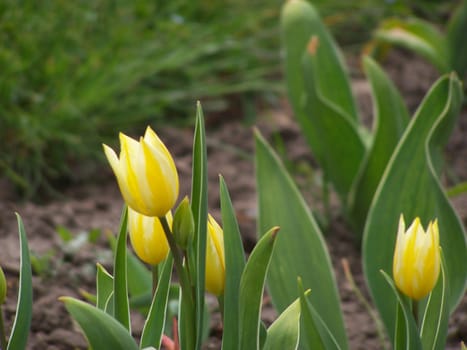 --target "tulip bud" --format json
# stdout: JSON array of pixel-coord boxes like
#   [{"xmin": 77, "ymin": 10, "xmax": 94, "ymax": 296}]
[
  {"xmin": 393, "ymin": 215, "xmax": 440, "ymax": 300},
  {"xmin": 172, "ymin": 197, "xmax": 194, "ymax": 249},
  {"xmin": 103, "ymin": 126, "xmax": 179, "ymax": 217},
  {"xmin": 0, "ymin": 266, "xmax": 6, "ymax": 305},
  {"xmin": 128, "ymin": 207, "xmax": 172, "ymax": 265},
  {"xmin": 205, "ymin": 215, "xmax": 225, "ymax": 295}
]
